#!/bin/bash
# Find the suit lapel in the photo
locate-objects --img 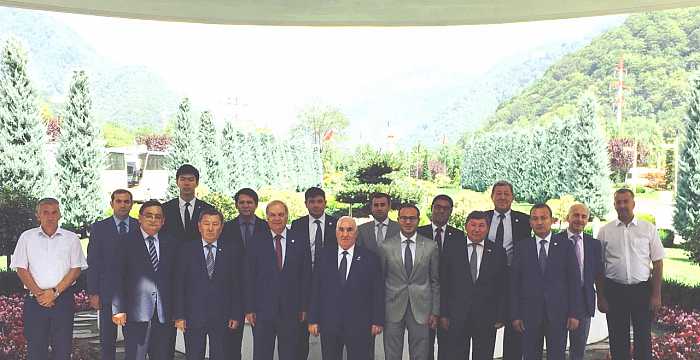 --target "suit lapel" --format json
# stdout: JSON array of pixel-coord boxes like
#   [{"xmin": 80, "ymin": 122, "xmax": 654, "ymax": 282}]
[
  {"xmin": 345, "ymin": 250, "xmax": 362, "ymax": 285},
  {"xmin": 324, "ymin": 216, "xmax": 335, "ymax": 246},
  {"xmin": 476, "ymin": 242, "xmax": 492, "ymax": 284},
  {"xmin": 412, "ymin": 236, "xmax": 425, "ymax": 280},
  {"xmin": 395, "ymin": 239, "xmax": 408, "ymax": 280}
]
